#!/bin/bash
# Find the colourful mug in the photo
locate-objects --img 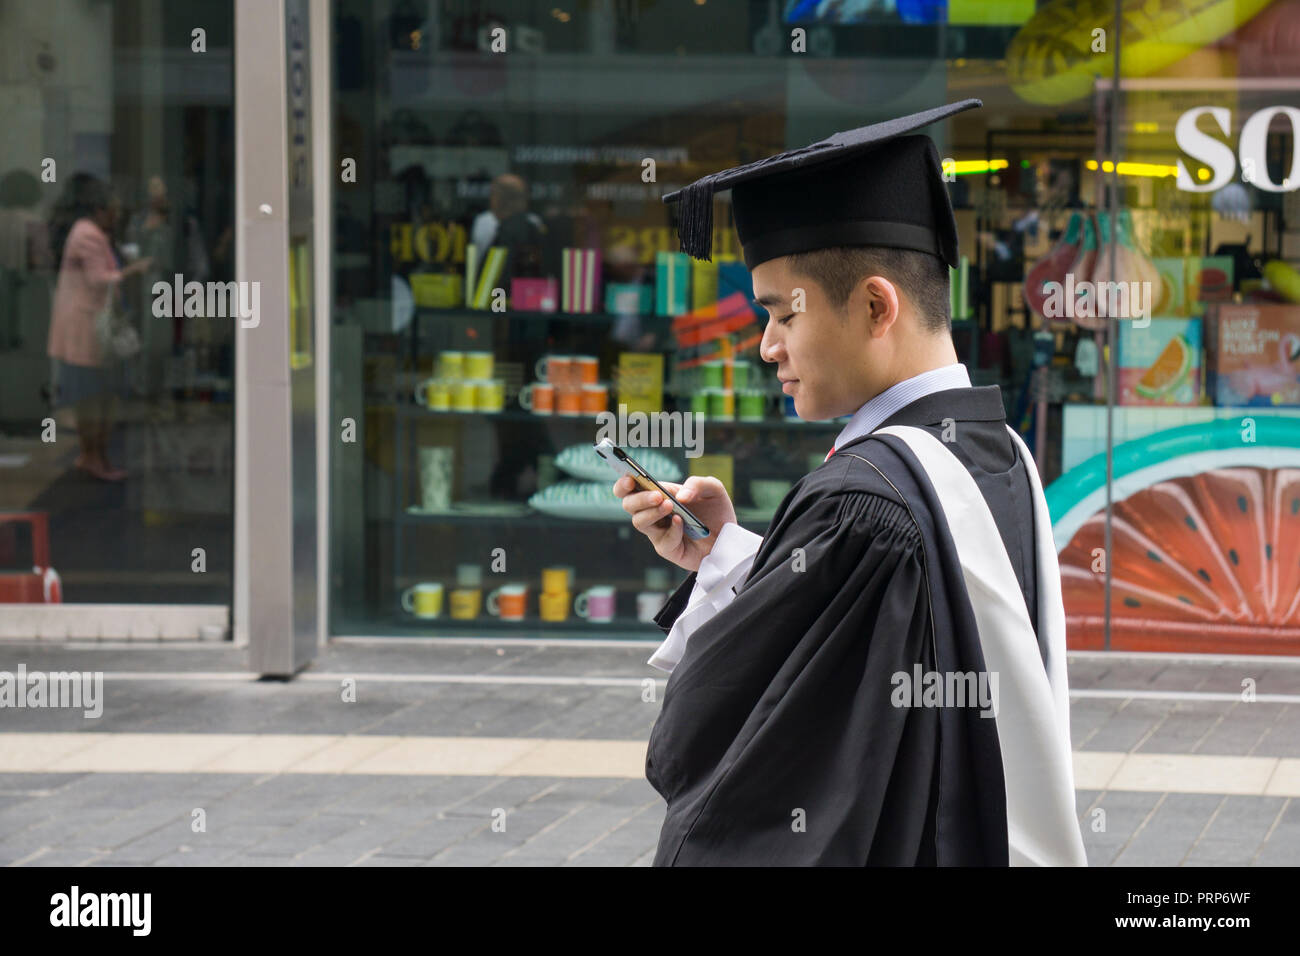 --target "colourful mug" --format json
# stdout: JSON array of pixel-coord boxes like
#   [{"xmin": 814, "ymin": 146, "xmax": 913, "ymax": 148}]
[
  {"xmin": 487, "ymin": 584, "xmax": 527, "ymax": 621},
  {"xmin": 449, "ymin": 588, "xmax": 481, "ymax": 619},
  {"xmin": 574, "ymin": 586, "xmax": 615, "ymax": 622},
  {"xmin": 401, "ymin": 583, "xmax": 443, "ymax": 618},
  {"xmin": 540, "ymin": 589, "xmax": 570, "ymax": 622},
  {"xmin": 519, "ymin": 382, "xmax": 555, "ymax": 414},
  {"xmin": 415, "ymin": 378, "xmax": 451, "ymax": 411}
]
